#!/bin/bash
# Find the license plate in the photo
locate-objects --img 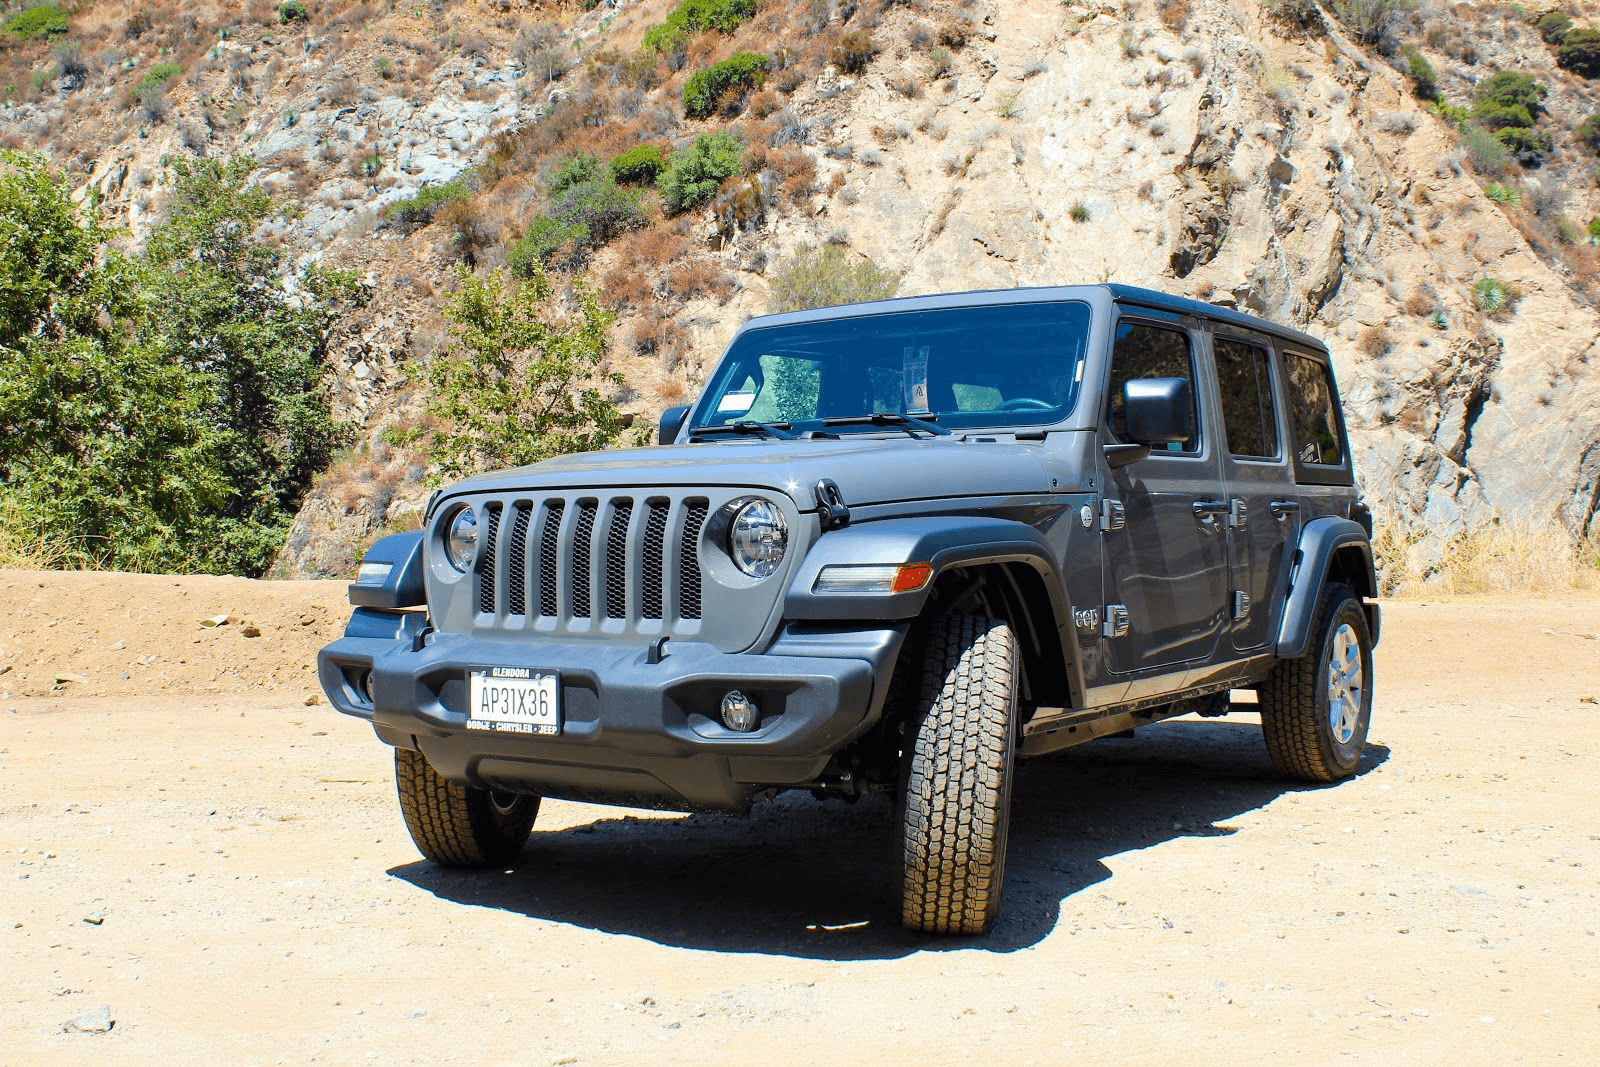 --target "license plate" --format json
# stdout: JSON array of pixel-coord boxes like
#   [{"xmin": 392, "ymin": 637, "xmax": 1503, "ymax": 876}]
[{"xmin": 467, "ymin": 668, "xmax": 560, "ymax": 735}]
